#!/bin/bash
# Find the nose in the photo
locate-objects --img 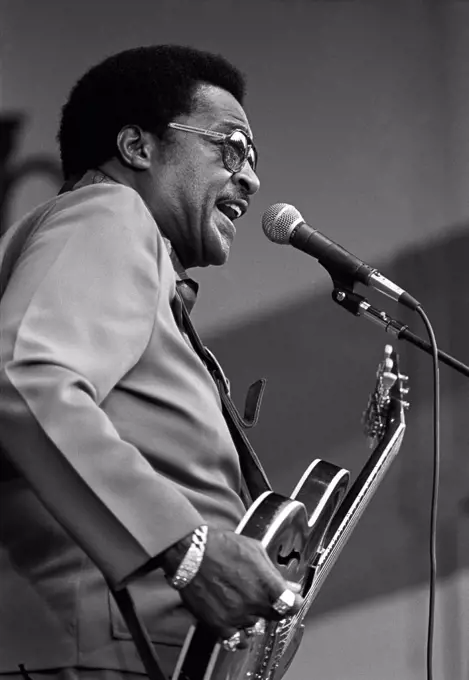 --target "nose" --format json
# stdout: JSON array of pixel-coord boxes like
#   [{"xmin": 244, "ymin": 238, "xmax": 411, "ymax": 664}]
[{"xmin": 233, "ymin": 160, "xmax": 260, "ymax": 195}]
